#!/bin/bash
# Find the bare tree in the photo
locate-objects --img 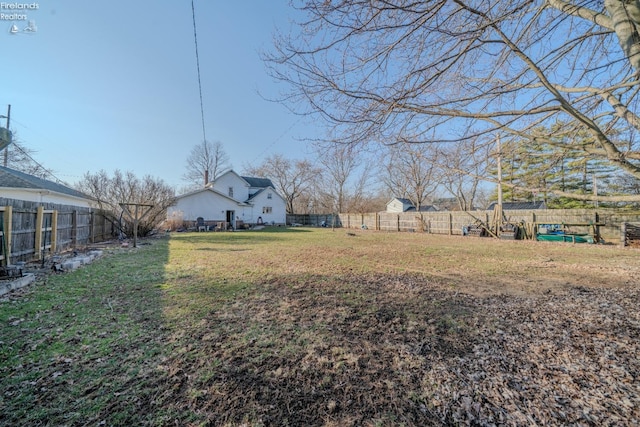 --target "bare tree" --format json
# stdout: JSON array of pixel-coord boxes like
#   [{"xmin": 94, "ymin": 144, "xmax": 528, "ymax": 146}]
[
  {"xmin": 381, "ymin": 144, "xmax": 440, "ymax": 211},
  {"xmin": 183, "ymin": 140, "xmax": 231, "ymax": 188},
  {"xmin": 243, "ymin": 154, "xmax": 320, "ymax": 214},
  {"xmin": 439, "ymin": 139, "xmax": 492, "ymax": 211},
  {"xmin": 315, "ymin": 143, "xmax": 371, "ymax": 213},
  {"xmin": 77, "ymin": 170, "xmax": 175, "ymax": 237},
  {"xmin": 267, "ymin": 1, "xmax": 640, "ymax": 202},
  {"xmin": 3, "ymin": 134, "xmax": 51, "ymax": 179}
]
